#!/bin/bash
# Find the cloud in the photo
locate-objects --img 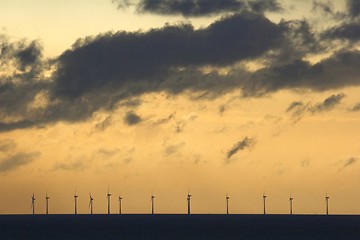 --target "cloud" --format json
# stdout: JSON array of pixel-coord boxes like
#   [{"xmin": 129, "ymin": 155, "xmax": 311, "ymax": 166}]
[
  {"xmin": 164, "ymin": 142, "xmax": 185, "ymax": 155},
  {"xmin": 0, "ymin": 152, "xmax": 40, "ymax": 173},
  {"xmin": 152, "ymin": 112, "xmax": 176, "ymax": 125},
  {"xmin": 0, "ymin": 139, "xmax": 16, "ymax": 152},
  {"xmin": 310, "ymin": 93, "xmax": 345, "ymax": 113},
  {"xmin": 1, "ymin": 9, "xmax": 360, "ymax": 133},
  {"xmin": 124, "ymin": 111, "xmax": 142, "ymax": 125},
  {"xmin": 243, "ymin": 51, "xmax": 360, "ymax": 96},
  {"xmin": 339, "ymin": 157, "xmax": 358, "ymax": 171},
  {"xmin": 323, "ymin": 22, "xmax": 360, "ymax": 42},
  {"xmin": 226, "ymin": 137, "xmax": 254, "ymax": 162},
  {"xmin": 285, "ymin": 101, "xmax": 304, "ymax": 112},
  {"xmin": 53, "ymin": 12, "xmax": 283, "ymax": 99},
  {"xmin": 113, "ymin": 0, "xmax": 281, "ymax": 17},
  {"xmin": 218, "ymin": 104, "xmax": 226, "ymax": 115},
  {"xmin": 53, "ymin": 160, "xmax": 86, "ymax": 171},
  {"xmin": 350, "ymin": 102, "xmax": 360, "ymax": 111},
  {"xmin": 347, "ymin": 0, "xmax": 360, "ymax": 17},
  {"xmin": 286, "ymin": 94, "xmax": 344, "ymax": 123}
]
